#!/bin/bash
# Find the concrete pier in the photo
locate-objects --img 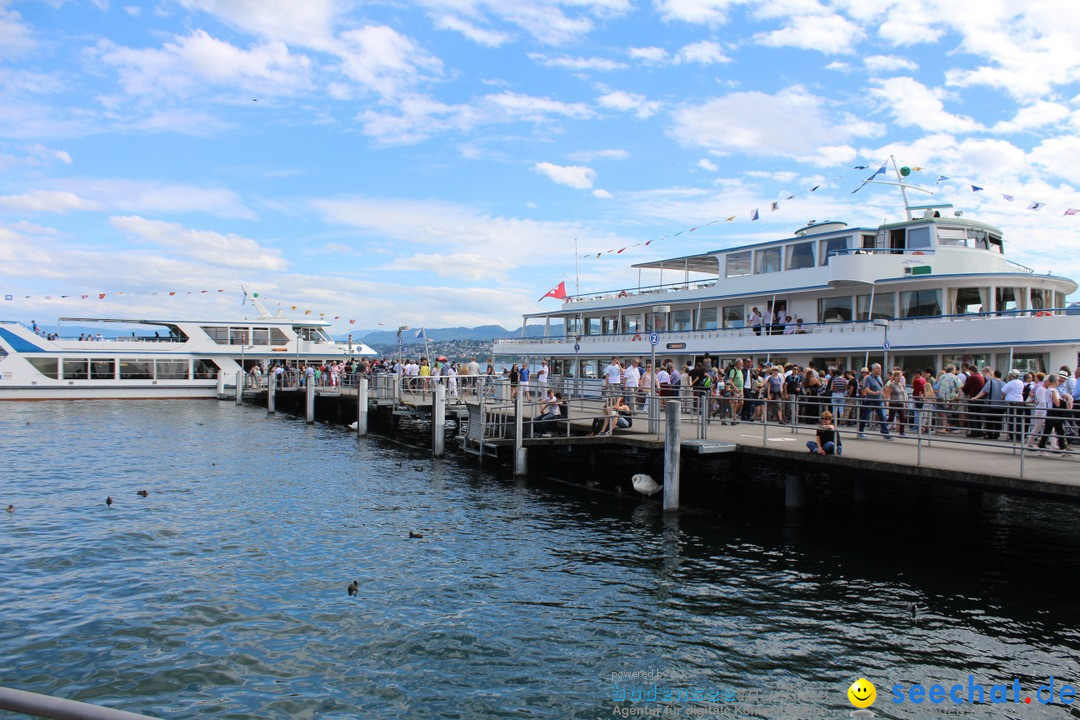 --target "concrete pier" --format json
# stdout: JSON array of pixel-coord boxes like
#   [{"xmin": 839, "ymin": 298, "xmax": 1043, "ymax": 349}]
[{"xmin": 663, "ymin": 401, "xmax": 681, "ymax": 511}]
